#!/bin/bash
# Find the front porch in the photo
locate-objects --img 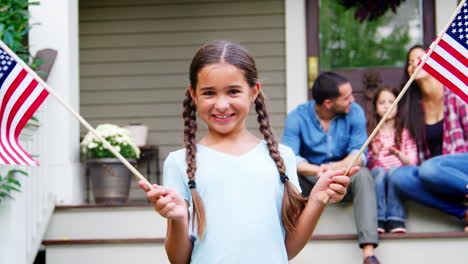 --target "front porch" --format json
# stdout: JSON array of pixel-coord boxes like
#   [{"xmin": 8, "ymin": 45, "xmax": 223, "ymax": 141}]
[{"xmin": 1, "ymin": 0, "xmax": 467, "ymax": 263}]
